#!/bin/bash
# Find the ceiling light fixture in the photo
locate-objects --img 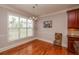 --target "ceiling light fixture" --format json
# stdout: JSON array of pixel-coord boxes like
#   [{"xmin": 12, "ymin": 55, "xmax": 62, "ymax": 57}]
[{"xmin": 29, "ymin": 4, "xmax": 39, "ymax": 21}]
